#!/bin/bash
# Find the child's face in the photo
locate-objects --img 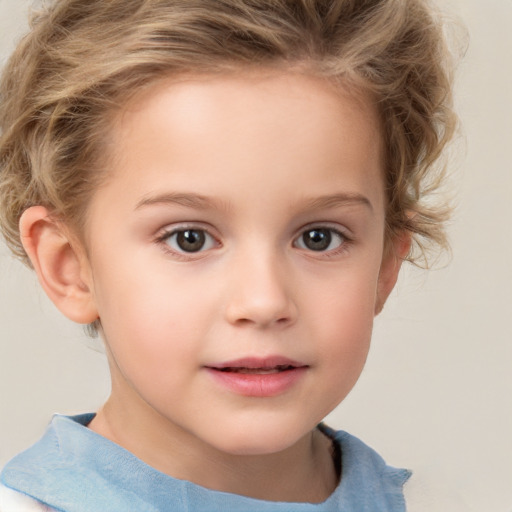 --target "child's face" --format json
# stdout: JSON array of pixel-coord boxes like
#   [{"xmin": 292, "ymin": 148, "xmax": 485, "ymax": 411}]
[{"xmin": 81, "ymin": 71, "xmax": 399, "ymax": 456}]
